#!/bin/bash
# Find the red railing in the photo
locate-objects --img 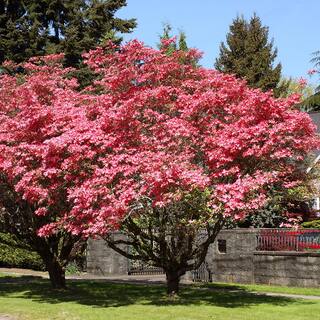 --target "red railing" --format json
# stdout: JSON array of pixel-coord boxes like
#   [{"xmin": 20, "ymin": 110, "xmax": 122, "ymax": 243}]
[{"xmin": 256, "ymin": 229, "xmax": 320, "ymax": 252}]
